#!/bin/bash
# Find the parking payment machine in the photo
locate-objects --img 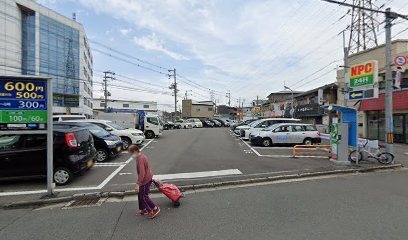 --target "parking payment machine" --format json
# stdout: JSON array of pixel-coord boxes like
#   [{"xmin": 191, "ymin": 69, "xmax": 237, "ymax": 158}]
[{"xmin": 325, "ymin": 105, "xmax": 357, "ymax": 164}]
